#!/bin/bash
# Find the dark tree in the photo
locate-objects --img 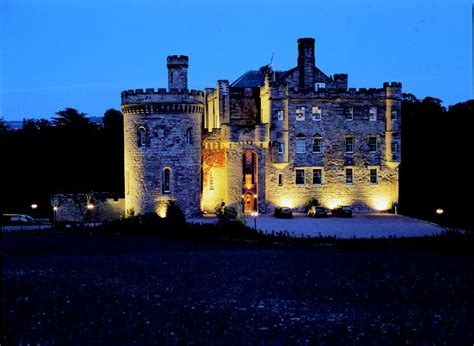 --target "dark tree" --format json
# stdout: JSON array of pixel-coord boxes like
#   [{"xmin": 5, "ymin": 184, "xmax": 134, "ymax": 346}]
[{"xmin": 52, "ymin": 108, "xmax": 90, "ymax": 128}]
